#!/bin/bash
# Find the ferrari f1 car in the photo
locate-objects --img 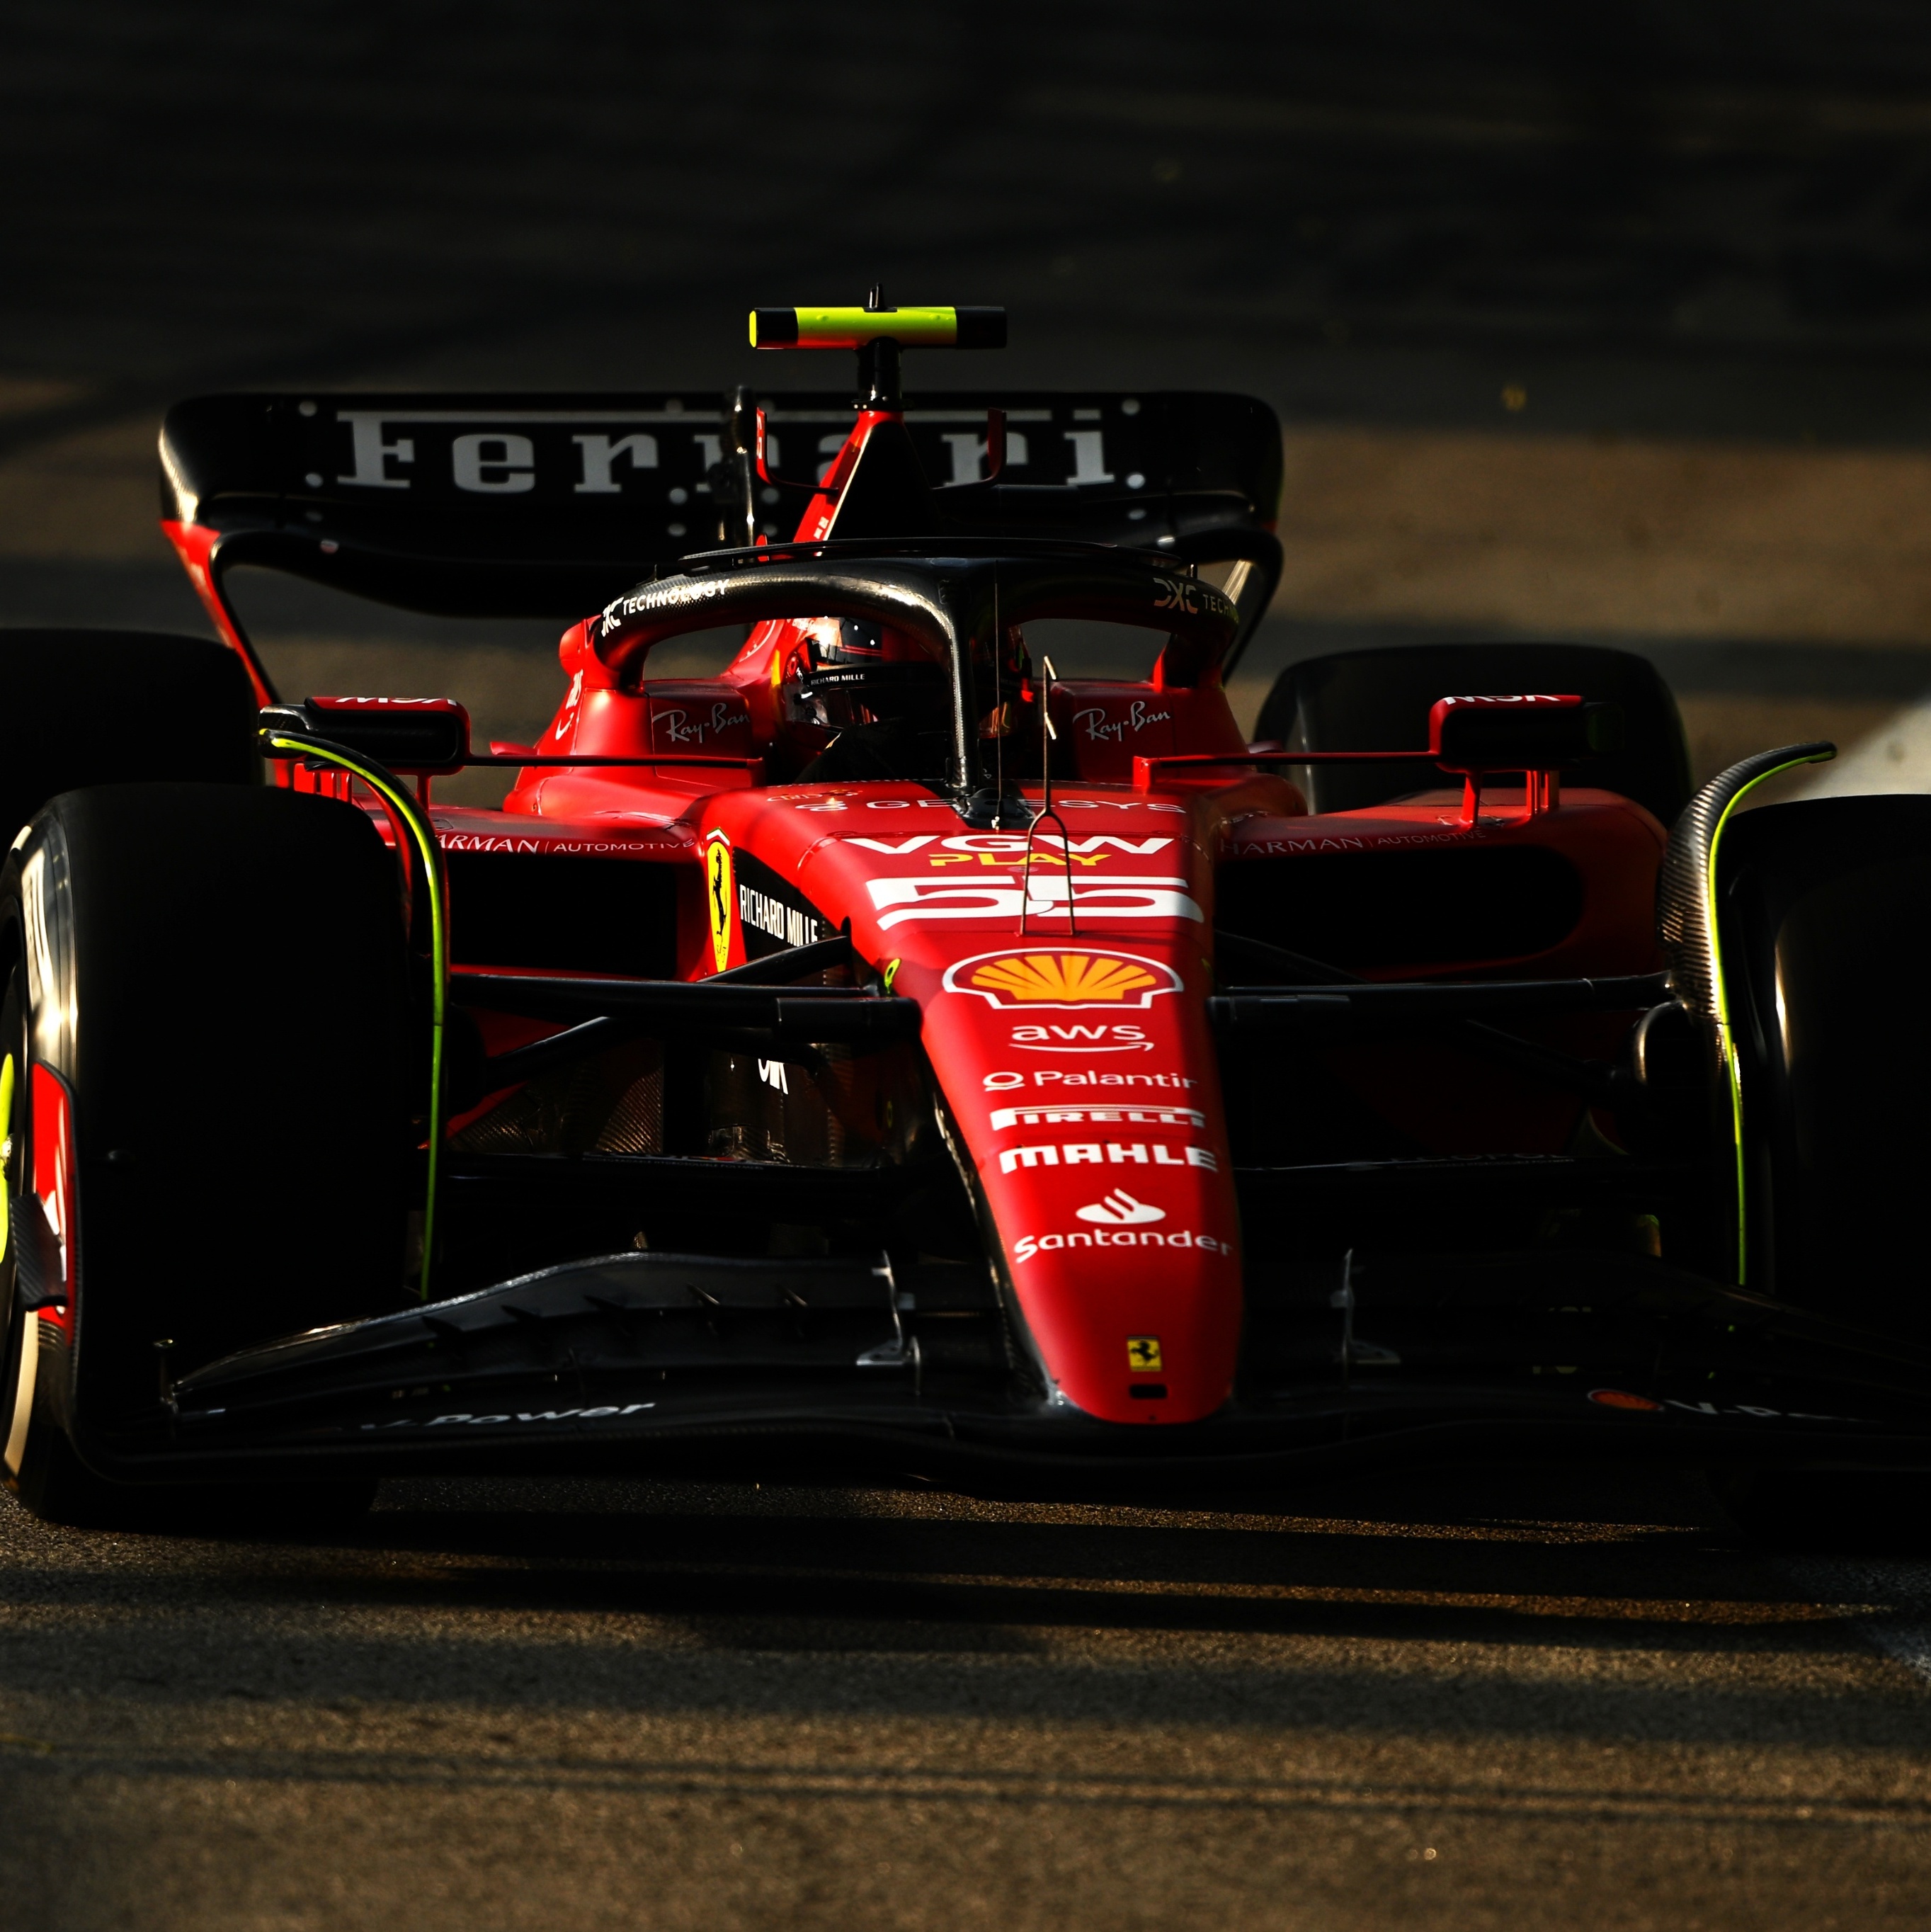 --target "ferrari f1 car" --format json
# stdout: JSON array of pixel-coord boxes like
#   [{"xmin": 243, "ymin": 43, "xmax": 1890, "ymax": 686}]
[{"xmin": 4, "ymin": 299, "xmax": 1929, "ymax": 1530}]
